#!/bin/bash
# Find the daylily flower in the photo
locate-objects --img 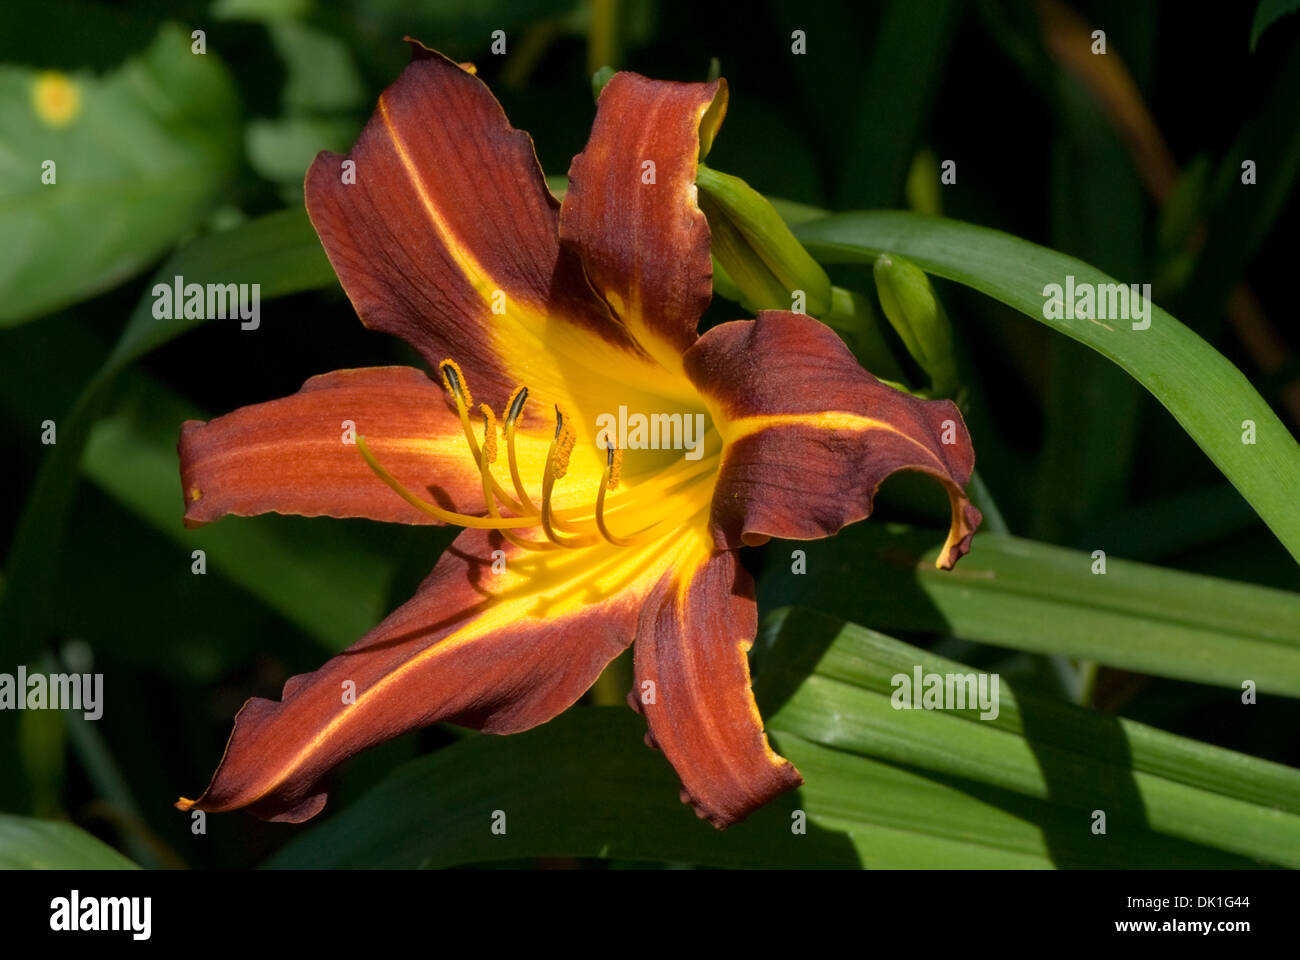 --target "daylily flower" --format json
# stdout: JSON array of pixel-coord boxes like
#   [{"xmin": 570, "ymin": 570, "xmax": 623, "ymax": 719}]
[{"xmin": 175, "ymin": 41, "xmax": 981, "ymax": 828}]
